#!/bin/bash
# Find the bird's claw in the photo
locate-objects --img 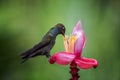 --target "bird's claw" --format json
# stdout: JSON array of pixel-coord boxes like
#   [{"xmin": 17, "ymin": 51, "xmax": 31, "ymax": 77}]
[{"xmin": 46, "ymin": 54, "xmax": 51, "ymax": 58}]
